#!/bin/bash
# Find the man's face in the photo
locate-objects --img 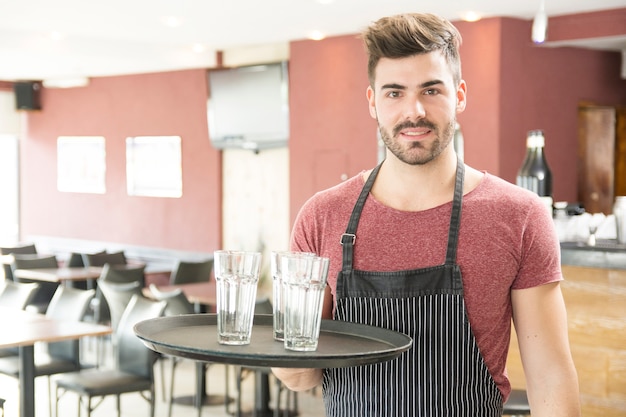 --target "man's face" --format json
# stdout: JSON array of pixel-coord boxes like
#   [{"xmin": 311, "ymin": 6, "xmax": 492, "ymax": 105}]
[{"xmin": 367, "ymin": 51, "xmax": 466, "ymax": 166}]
